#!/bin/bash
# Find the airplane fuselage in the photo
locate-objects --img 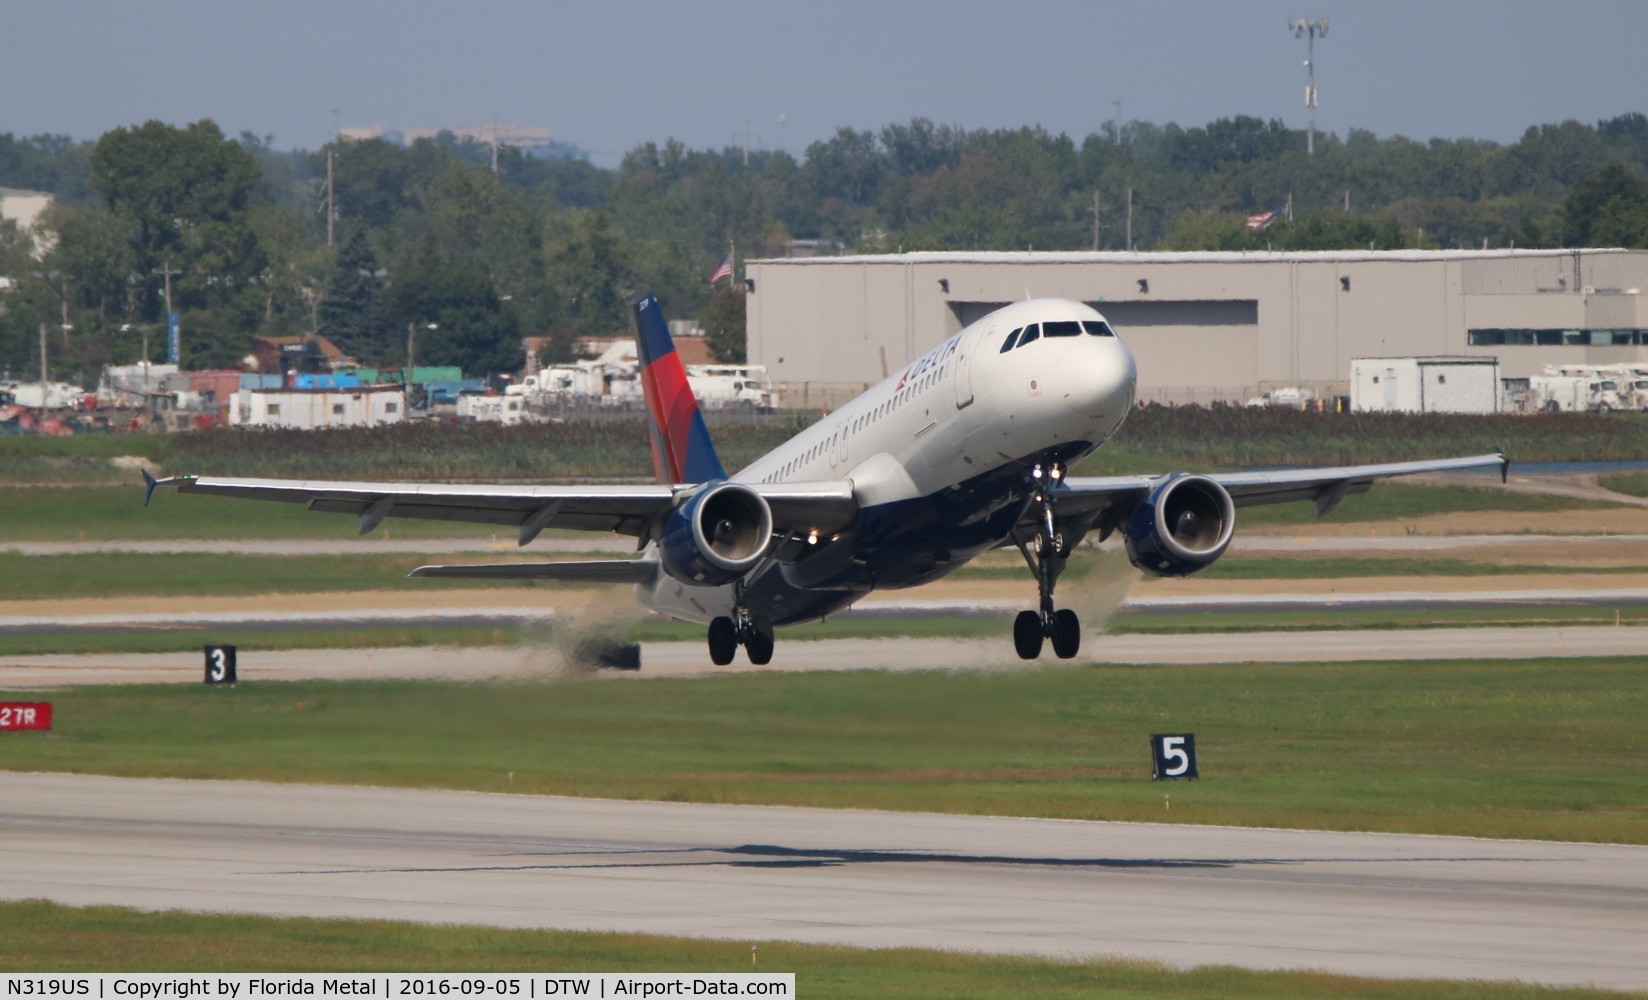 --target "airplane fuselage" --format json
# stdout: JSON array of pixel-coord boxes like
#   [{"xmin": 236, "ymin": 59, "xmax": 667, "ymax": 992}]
[{"xmin": 640, "ymin": 299, "xmax": 1138, "ymax": 626}]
